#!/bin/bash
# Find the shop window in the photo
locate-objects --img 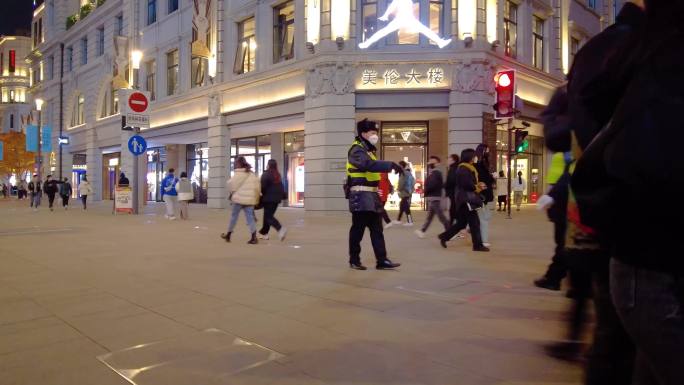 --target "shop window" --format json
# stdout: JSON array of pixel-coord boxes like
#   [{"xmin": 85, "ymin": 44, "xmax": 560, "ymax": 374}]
[
  {"xmin": 504, "ymin": 0, "xmax": 517, "ymax": 58},
  {"xmin": 9, "ymin": 90, "xmax": 16, "ymax": 103},
  {"xmin": 273, "ymin": 1, "xmax": 295, "ymax": 63},
  {"xmin": 191, "ymin": 56, "xmax": 207, "ymax": 88},
  {"xmin": 186, "ymin": 143, "xmax": 209, "ymax": 203},
  {"xmin": 587, "ymin": 0, "xmax": 596, "ymax": 9},
  {"xmin": 167, "ymin": 49, "xmax": 179, "ymax": 96},
  {"xmin": 390, "ymin": 1, "xmax": 421, "ymax": 44},
  {"xmin": 381, "ymin": 122, "xmax": 429, "ymax": 209},
  {"xmin": 146, "ymin": 60, "xmax": 156, "ymax": 100},
  {"xmin": 533, "ymin": 16, "xmax": 545, "ymax": 70},
  {"xmin": 230, "ymin": 135, "xmax": 271, "ymax": 176},
  {"xmin": 495, "ymin": 129, "xmax": 545, "ymax": 203},
  {"xmin": 283, "ymin": 131, "xmax": 305, "ymax": 207},
  {"xmin": 100, "ymin": 83, "xmax": 120, "ymax": 118},
  {"xmin": 71, "ymin": 94, "xmax": 85, "ymax": 127},
  {"xmin": 234, "ymin": 17, "xmax": 256, "ymax": 74},
  {"xmin": 148, "ymin": 0, "xmax": 157, "ymax": 25}
]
